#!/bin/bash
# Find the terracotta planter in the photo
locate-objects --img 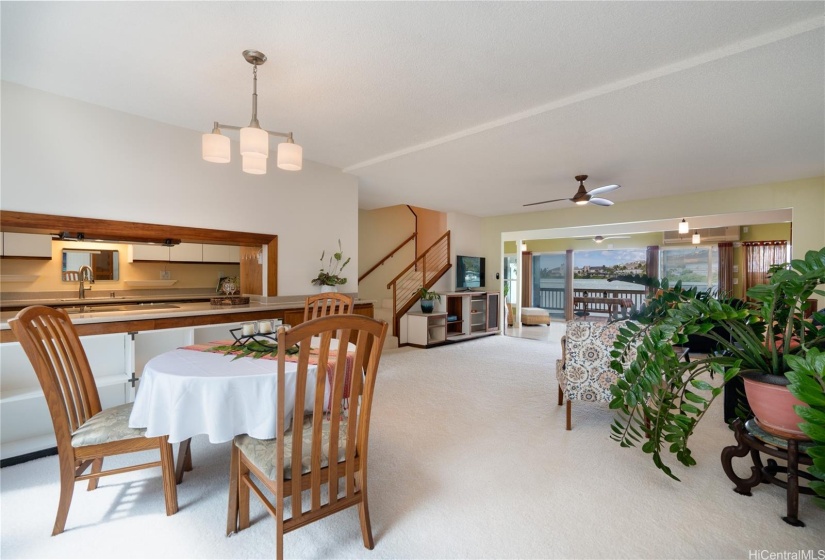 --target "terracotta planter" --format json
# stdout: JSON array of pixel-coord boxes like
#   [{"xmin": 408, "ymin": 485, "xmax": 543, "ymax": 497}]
[{"xmin": 741, "ymin": 371, "xmax": 809, "ymax": 440}]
